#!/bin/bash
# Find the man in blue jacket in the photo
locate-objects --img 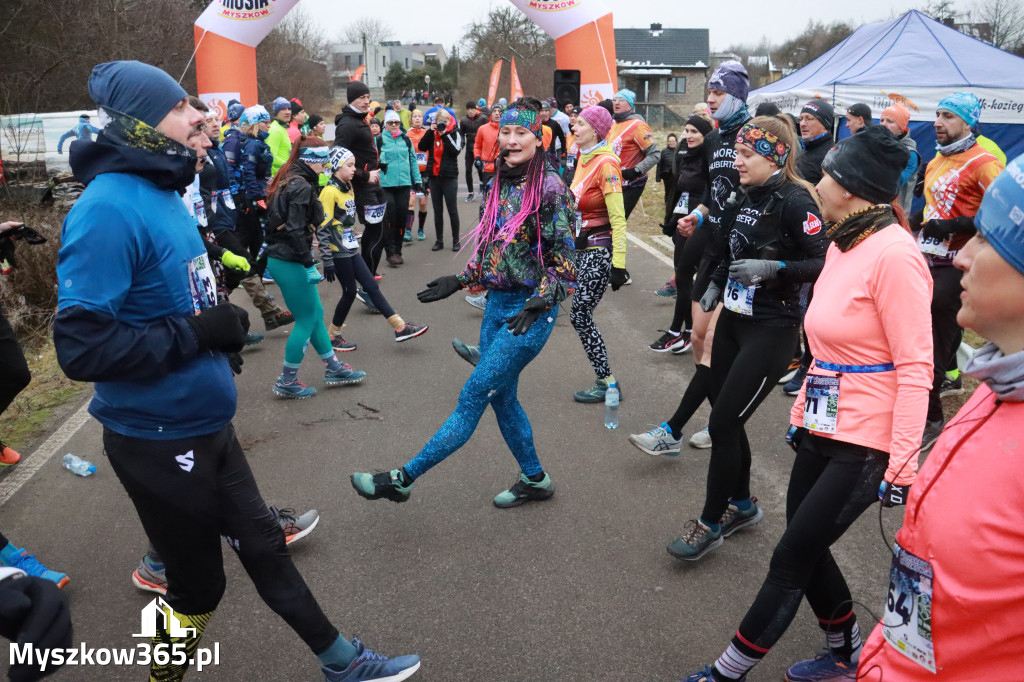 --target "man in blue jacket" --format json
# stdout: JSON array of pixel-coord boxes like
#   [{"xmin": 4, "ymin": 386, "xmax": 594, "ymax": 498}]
[
  {"xmin": 56, "ymin": 114, "xmax": 100, "ymax": 153},
  {"xmin": 53, "ymin": 61, "xmax": 420, "ymax": 682}
]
